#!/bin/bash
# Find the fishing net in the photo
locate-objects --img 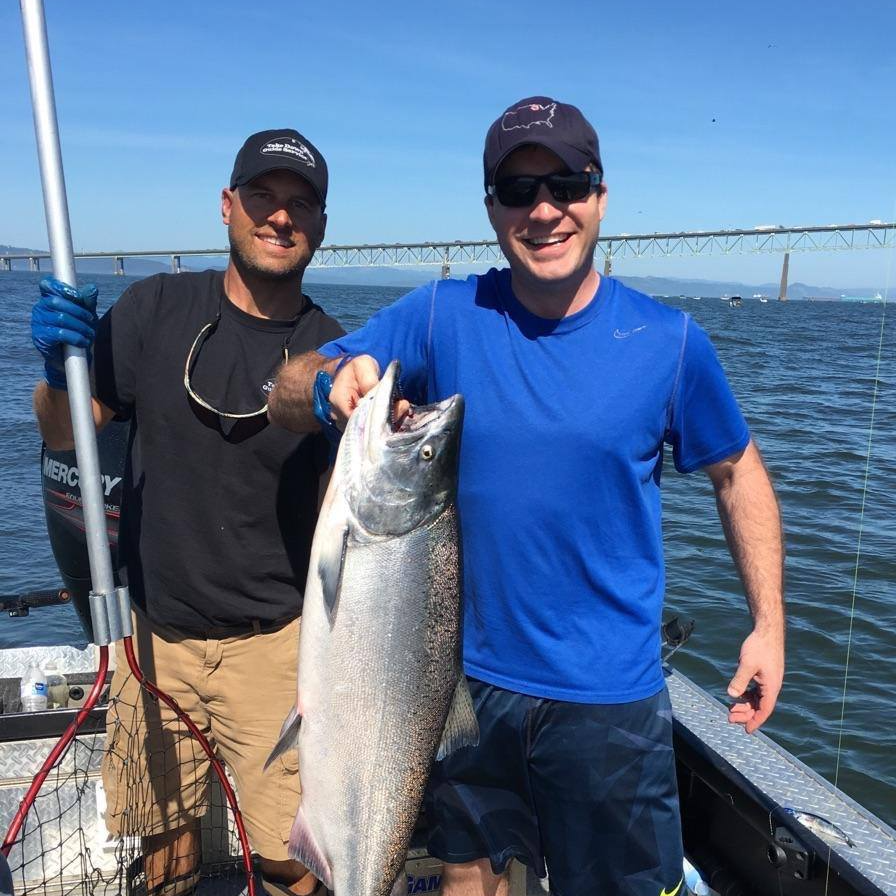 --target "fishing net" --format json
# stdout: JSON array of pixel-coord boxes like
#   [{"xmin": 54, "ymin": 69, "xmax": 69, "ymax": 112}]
[{"xmin": 2, "ymin": 652, "xmax": 253, "ymax": 896}]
